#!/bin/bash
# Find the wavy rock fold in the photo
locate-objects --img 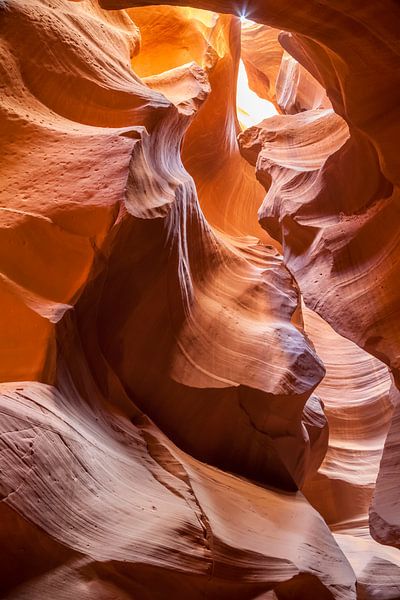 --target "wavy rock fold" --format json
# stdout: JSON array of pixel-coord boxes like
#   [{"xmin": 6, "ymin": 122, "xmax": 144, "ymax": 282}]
[{"xmin": 1, "ymin": 0, "xmax": 400, "ymax": 598}]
